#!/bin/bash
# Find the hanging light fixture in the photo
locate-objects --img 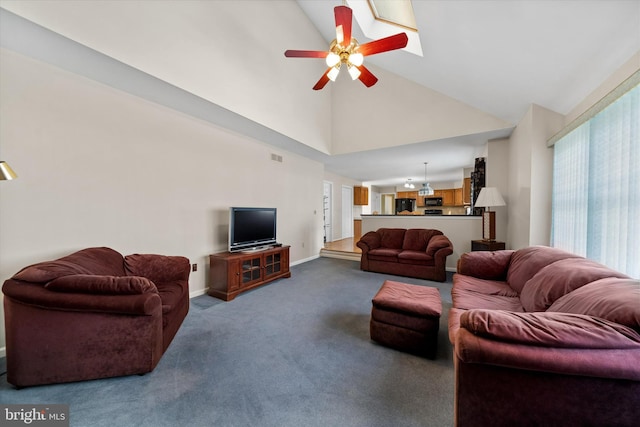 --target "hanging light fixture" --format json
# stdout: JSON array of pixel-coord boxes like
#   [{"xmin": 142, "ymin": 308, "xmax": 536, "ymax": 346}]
[
  {"xmin": 0, "ymin": 161, "xmax": 17, "ymax": 180},
  {"xmin": 418, "ymin": 162, "xmax": 434, "ymax": 196},
  {"xmin": 404, "ymin": 178, "xmax": 415, "ymax": 189}
]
